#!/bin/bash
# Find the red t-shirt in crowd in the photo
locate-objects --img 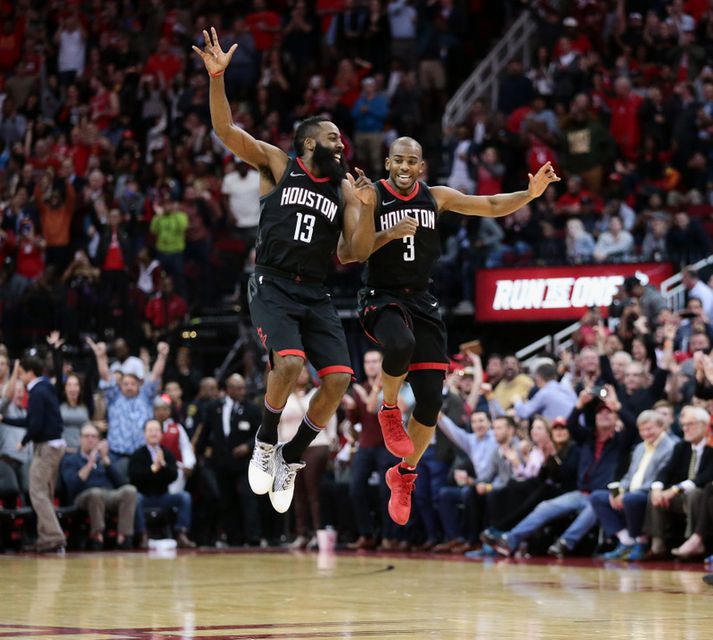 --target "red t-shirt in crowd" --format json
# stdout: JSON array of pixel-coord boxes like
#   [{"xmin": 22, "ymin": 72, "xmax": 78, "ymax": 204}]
[
  {"xmin": 475, "ymin": 164, "xmax": 503, "ymax": 196},
  {"xmin": 245, "ymin": 10, "xmax": 281, "ymax": 51},
  {"xmin": 607, "ymin": 93, "xmax": 643, "ymax": 161},
  {"xmin": 144, "ymin": 52, "xmax": 183, "ymax": 86},
  {"xmin": 527, "ymin": 140, "xmax": 559, "ymax": 176},
  {"xmin": 349, "ymin": 382, "xmax": 384, "ymax": 449},
  {"xmin": 16, "ymin": 238, "xmax": 44, "ymax": 279},
  {"xmin": 103, "ymin": 231, "xmax": 125, "ymax": 271},
  {"xmin": 145, "ymin": 293, "xmax": 188, "ymax": 328},
  {"xmin": 0, "ymin": 17, "xmax": 24, "ymax": 71},
  {"xmin": 555, "ymin": 190, "xmax": 603, "ymax": 214}
]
